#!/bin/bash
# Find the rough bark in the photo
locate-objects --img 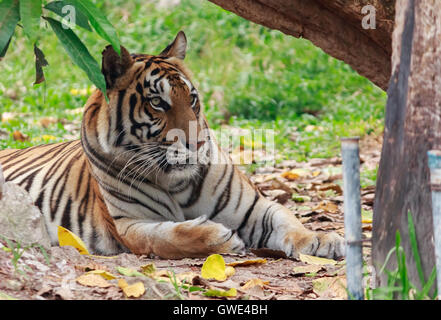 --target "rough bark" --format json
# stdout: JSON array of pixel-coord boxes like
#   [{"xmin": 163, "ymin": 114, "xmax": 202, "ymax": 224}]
[
  {"xmin": 372, "ymin": 0, "xmax": 441, "ymax": 291},
  {"xmin": 208, "ymin": 0, "xmax": 395, "ymax": 90}
]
